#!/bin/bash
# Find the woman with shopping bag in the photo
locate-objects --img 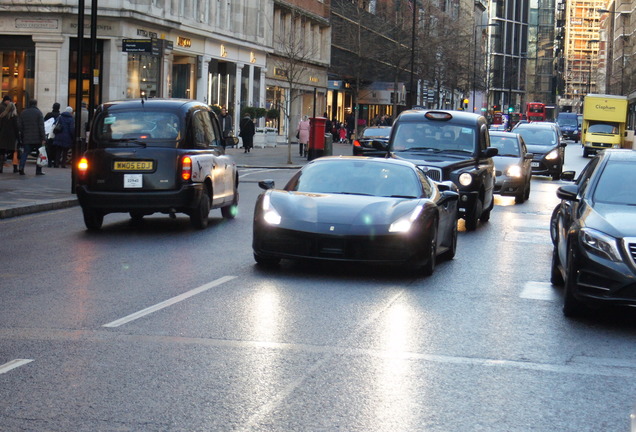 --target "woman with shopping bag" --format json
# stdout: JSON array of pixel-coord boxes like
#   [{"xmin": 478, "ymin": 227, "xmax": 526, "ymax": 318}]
[
  {"xmin": 51, "ymin": 106, "xmax": 75, "ymax": 168},
  {"xmin": 0, "ymin": 102, "xmax": 21, "ymax": 173}
]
